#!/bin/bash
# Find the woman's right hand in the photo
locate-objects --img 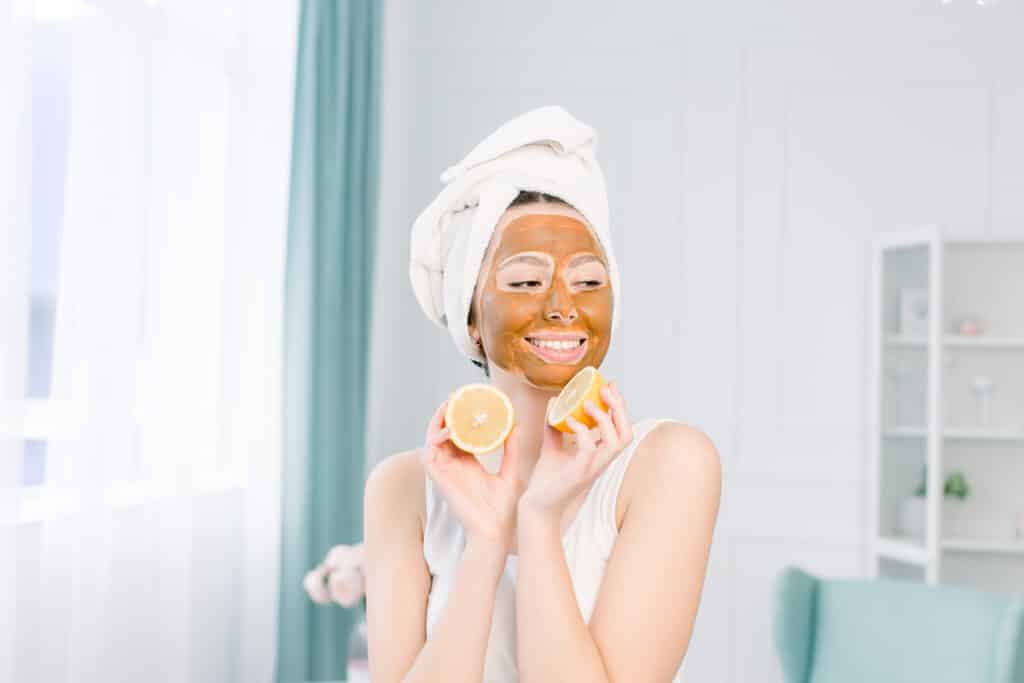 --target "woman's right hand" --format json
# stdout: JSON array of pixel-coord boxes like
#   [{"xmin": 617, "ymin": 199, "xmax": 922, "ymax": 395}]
[{"xmin": 420, "ymin": 399, "xmax": 523, "ymax": 554}]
